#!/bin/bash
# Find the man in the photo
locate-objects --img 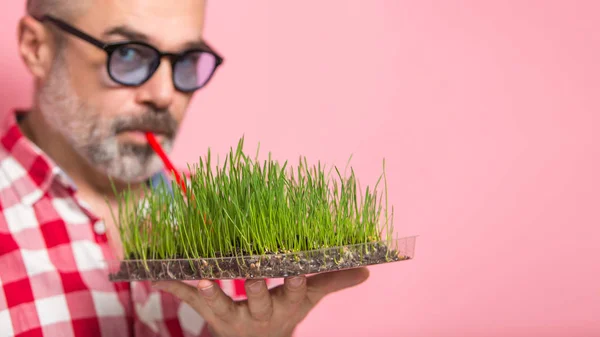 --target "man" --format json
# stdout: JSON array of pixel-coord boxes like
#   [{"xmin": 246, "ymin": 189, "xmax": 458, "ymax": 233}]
[{"xmin": 0, "ymin": 0, "xmax": 370, "ymax": 336}]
